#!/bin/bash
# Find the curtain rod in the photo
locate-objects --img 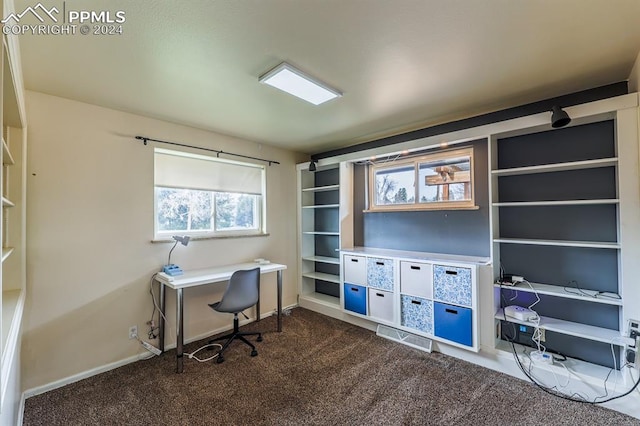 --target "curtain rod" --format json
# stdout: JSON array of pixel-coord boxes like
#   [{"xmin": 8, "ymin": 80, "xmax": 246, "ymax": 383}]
[{"xmin": 134, "ymin": 136, "xmax": 280, "ymax": 166}]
